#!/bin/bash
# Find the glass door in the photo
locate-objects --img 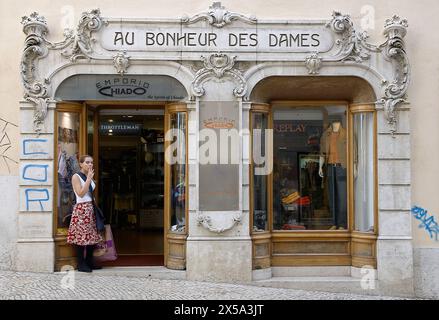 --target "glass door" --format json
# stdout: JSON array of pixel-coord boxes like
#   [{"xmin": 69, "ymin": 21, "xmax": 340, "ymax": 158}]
[{"xmin": 54, "ymin": 102, "xmax": 86, "ymax": 271}]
